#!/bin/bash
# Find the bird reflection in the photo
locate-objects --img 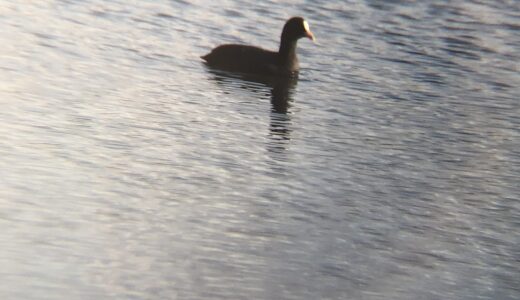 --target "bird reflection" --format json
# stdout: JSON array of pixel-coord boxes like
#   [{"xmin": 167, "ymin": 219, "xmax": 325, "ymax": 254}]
[
  {"xmin": 205, "ymin": 68, "xmax": 298, "ymax": 157},
  {"xmin": 267, "ymin": 77, "xmax": 296, "ymax": 155}
]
